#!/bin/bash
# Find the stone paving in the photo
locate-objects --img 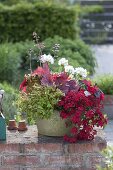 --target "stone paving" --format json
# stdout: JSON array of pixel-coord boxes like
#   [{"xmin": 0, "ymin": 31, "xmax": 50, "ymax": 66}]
[
  {"xmin": 104, "ymin": 120, "xmax": 113, "ymax": 146},
  {"xmin": 91, "ymin": 45, "xmax": 113, "ymax": 76}
]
